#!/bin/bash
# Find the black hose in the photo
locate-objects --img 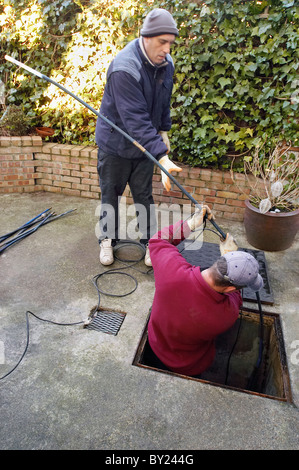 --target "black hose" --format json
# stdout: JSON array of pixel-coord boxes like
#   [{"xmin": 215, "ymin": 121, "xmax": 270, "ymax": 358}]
[
  {"xmin": 225, "ymin": 307, "xmax": 243, "ymax": 385},
  {"xmin": 92, "ymin": 240, "xmax": 151, "ymax": 310},
  {"xmin": 0, "ymin": 241, "xmax": 150, "ymax": 379},
  {"xmin": 0, "ymin": 310, "xmax": 84, "ymax": 380},
  {"xmin": 247, "ymin": 291, "xmax": 264, "ymax": 391}
]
